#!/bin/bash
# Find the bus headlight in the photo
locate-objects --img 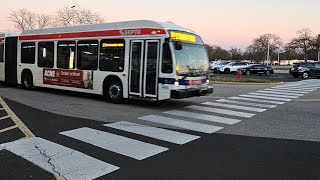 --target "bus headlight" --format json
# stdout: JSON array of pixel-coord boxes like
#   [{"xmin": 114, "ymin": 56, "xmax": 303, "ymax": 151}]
[{"xmin": 175, "ymin": 81, "xmax": 179, "ymax": 86}]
